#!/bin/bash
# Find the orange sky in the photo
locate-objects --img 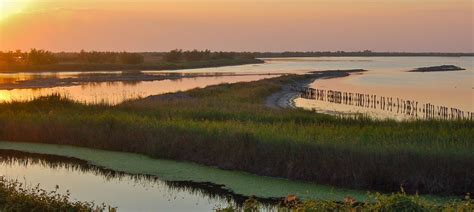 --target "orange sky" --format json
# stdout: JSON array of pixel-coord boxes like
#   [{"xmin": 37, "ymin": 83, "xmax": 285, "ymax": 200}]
[{"xmin": 0, "ymin": 0, "xmax": 472, "ymax": 52}]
